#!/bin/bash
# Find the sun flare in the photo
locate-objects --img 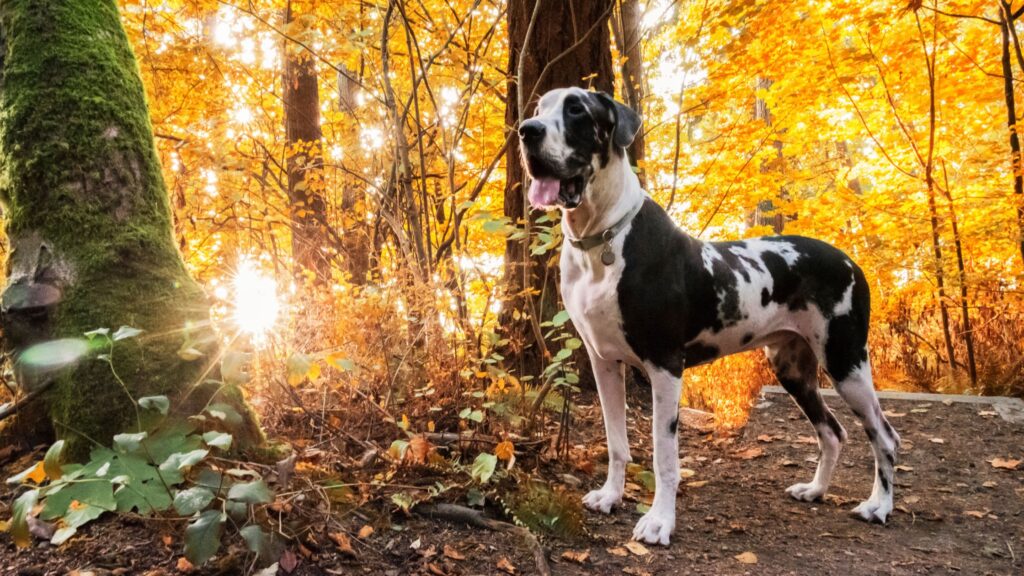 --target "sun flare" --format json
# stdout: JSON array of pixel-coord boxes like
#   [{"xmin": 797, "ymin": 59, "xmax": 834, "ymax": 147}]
[{"xmin": 232, "ymin": 258, "xmax": 280, "ymax": 342}]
